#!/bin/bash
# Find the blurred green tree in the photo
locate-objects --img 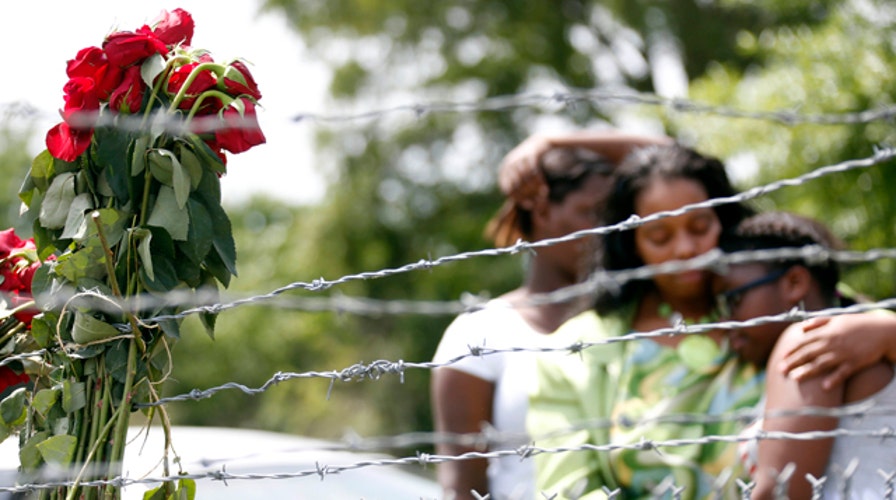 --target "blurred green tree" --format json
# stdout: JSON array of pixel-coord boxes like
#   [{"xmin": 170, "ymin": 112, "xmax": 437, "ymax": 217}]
[
  {"xmin": 194, "ymin": 0, "xmax": 894, "ymax": 442},
  {"xmin": 0, "ymin": 108, "xmax": 37, "ymax": 231}
]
